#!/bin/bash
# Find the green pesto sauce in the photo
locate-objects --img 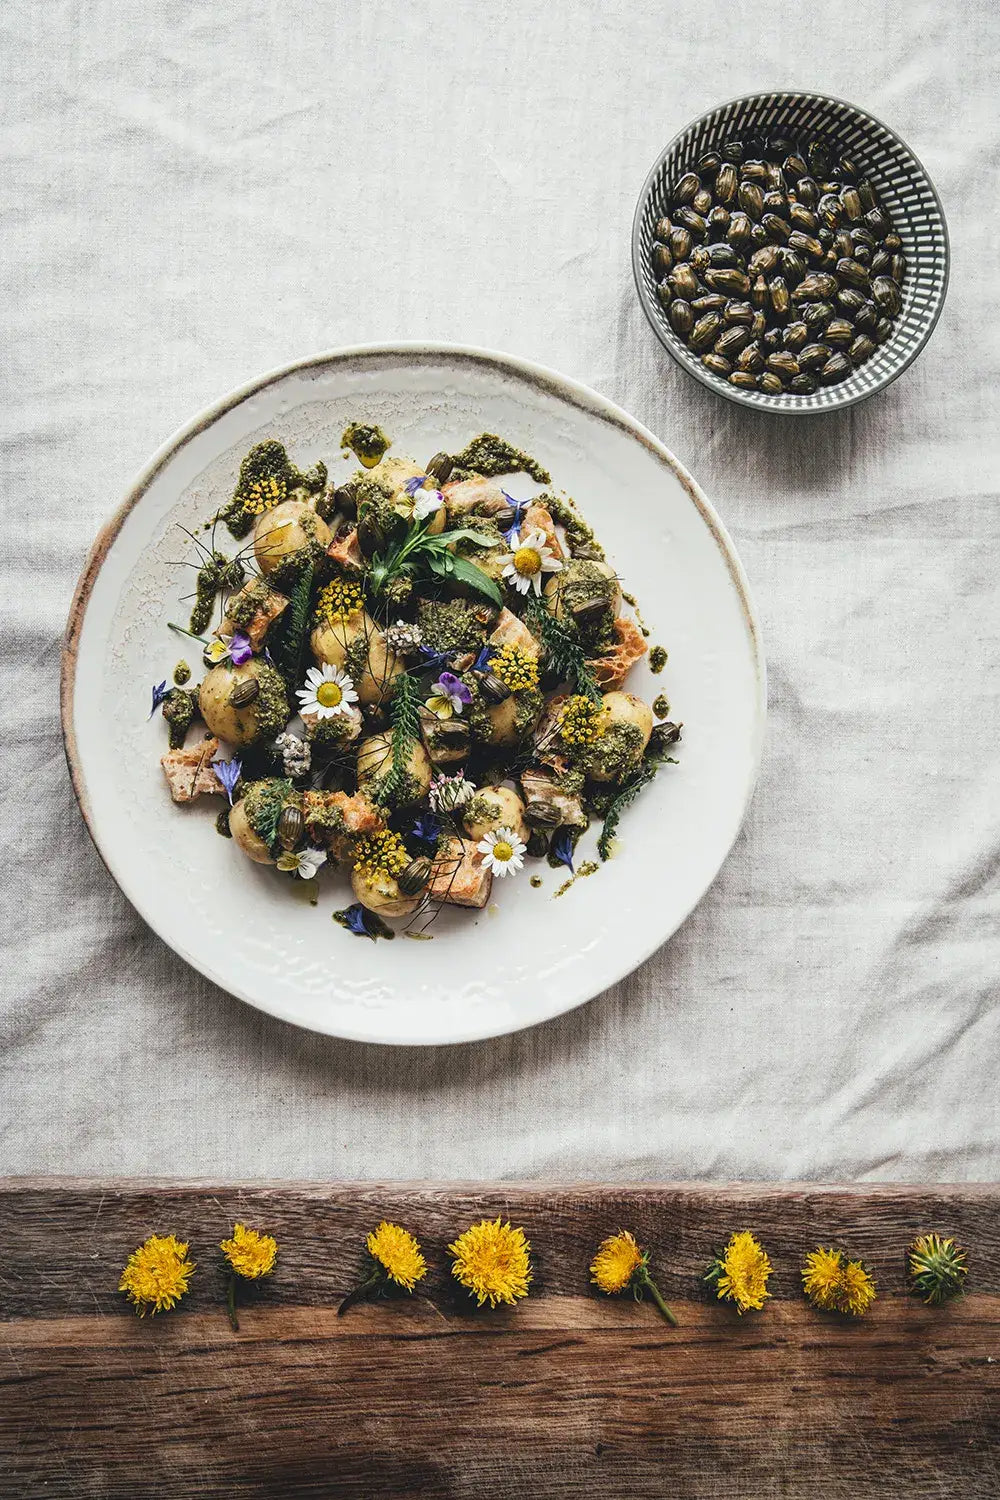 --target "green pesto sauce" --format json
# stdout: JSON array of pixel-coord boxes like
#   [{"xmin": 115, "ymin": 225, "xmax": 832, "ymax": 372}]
[
  {"xmin": 653, "ymin": 694, "xmax": 670, "ymax": 719},
  {"xmin": 513, "ymin": 685, "xmax": 544, "ymax": 738},
  {"xmin": 173, "ymin": 660, "xmax": 191, "ymax": 686},
  {"xmin": 243, "ymin": 663, "xmax": 290, "ymax": 742},
  {"xmin": 222, "ymin": 440, "xmax": 327, "ymax": 539},
  {"xmin": 549, "ymin": 560, "xmax": 617, "ymax": 648},
  {"xmin": 341, "ymin": 422, "xmax": 390, "ymax": 469},
  {"xmin": 450, "ymin": 433, "xmax": 551, "ymax": 485},
  {"xmin": 225, "ymin": 577, "xmax": 273, "ymax": 630},
  {"xmin": 579, "ymin": 722, "xmax": 644, "ymax": 782},
  {"xmin": 649, "ymin": 645, "xmax": 668, "ymax": 674},
  {"xmin": 536, "ymin": 492, "xmax": 604, "ymax": 559},
  {"xmin": 553, "ymin": 860, "xmax": 599, "ymax": 898},
  {"xmin": 620, "ymin": 591, "xmax": 650, "ymax": 638},
  {"xmin": 215, "ymin": 806, "xmax": 232, "ymax": 838},
  {"xmin": 530, "ymin": 875, "xmax": 543, "ymax": 888},
  {"xmin": 242, "ymin": 777, "xmax": 297, "ymax": 852},
  {"xmin": 343, "ymin": 635, "xmax": 370, "ymax": 685},
  {"xmin": 417, "ymin": 598, "xmax": 487, "ymax": 654},
  {"xmin": 190, "ymin": 558, "xmax": 223, "ymax": 635},
  {"xmin": 161, "ymin": 687, "xmax": 197, "ymax": 749},
  {"xmin": 308, "ymin": 713, "xmax": 357, "ymax": 749}
]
